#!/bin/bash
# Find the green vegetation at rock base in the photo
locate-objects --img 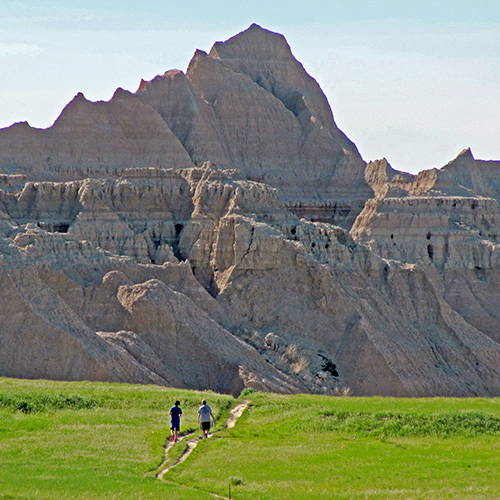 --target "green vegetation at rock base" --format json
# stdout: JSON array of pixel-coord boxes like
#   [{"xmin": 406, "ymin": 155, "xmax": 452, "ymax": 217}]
[{"xmin": 1, "ymin": 378, "xmax": 499, "ymax": 499}]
